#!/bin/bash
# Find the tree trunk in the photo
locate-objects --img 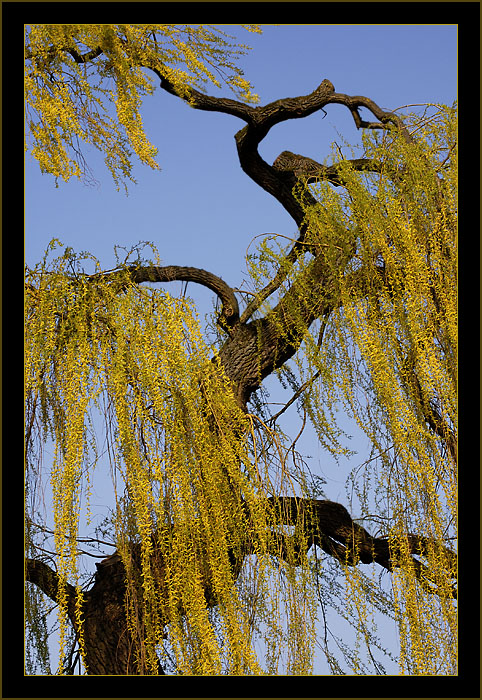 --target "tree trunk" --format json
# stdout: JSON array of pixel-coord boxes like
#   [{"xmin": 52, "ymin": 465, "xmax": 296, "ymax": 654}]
[
  {"xmin": 81, "ymin": 553, "xmax": 153, "ymax": 675},
  {"xmin": 25, "ymin": 495, "xmax": 456, "ymax": 673}
]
